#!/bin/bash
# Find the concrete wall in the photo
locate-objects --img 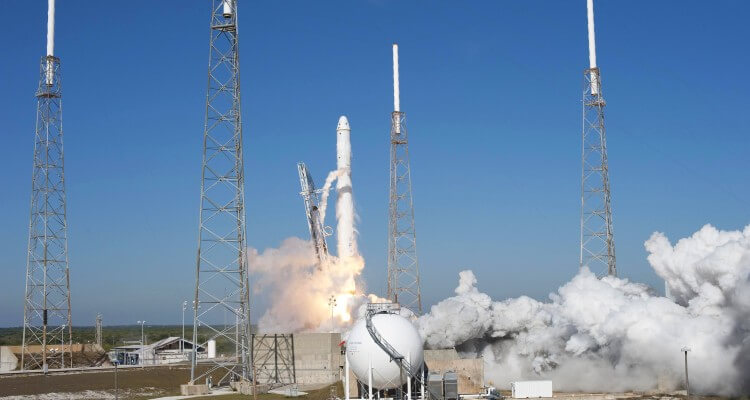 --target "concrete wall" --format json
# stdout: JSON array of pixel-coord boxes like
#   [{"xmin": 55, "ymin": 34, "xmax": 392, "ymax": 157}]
[
  {"xmin": 292, "ymin": 333, "xmax": 342, "ymax": 386},
  {"xmin": 425, "ymin": 349, "xmax": 484, "ymax": 395},
  {"xmin": 0, "ymin": 347, "xmax": 19, "ymax": 372},
  {"xmin": 253, "ymin": 332, "xmax": 342, "ymax": 388}
]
